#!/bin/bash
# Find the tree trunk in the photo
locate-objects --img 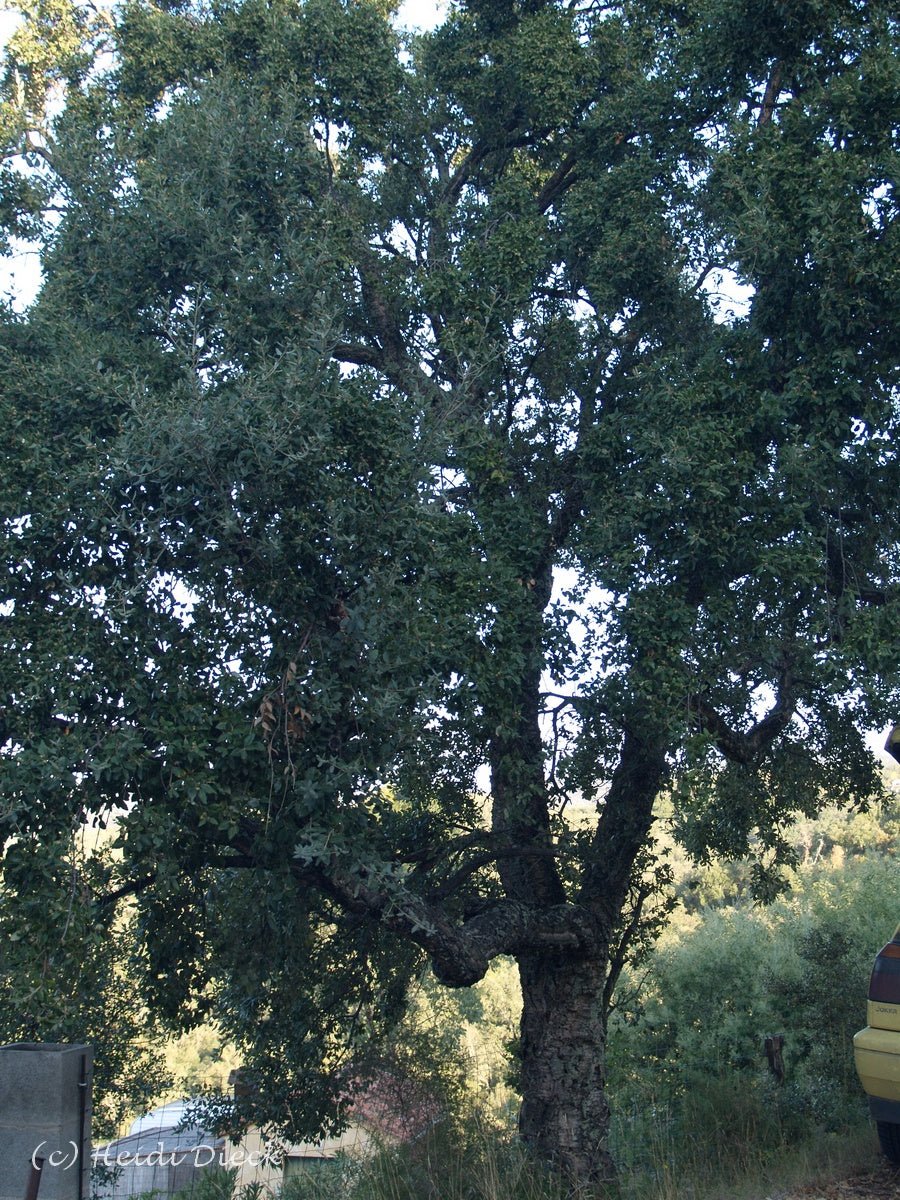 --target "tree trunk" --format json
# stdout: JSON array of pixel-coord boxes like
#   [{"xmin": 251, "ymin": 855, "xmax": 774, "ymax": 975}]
[{"xmin": 517, "ymin": 947, "xmax": 616, "ymax": 1188}]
